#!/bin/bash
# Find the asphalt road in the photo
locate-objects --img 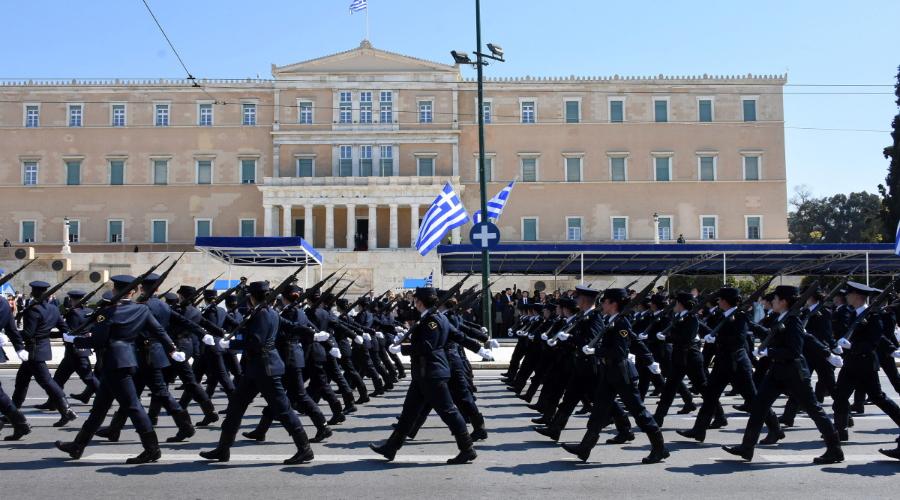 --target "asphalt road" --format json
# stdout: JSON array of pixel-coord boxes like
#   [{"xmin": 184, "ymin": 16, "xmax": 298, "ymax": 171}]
[{"xmin": 0, "ymin": 369, "xmax": 897, "ymax": 499}]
